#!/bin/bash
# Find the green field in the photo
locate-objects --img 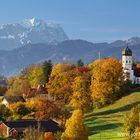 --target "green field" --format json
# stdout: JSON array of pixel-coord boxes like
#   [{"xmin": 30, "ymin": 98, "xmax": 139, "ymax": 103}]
[{"xmin": 85, "ymin": 88, "xmax": 140, "ymax": 140}]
